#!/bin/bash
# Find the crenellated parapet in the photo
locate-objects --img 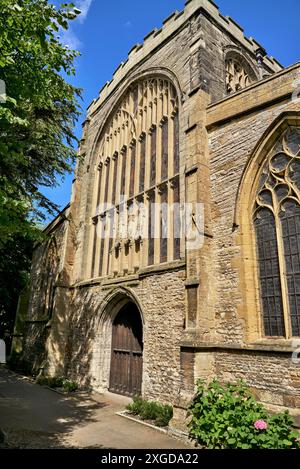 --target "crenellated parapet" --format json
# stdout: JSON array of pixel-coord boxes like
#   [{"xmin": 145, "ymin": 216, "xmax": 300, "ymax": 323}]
[{"xmin": 87, "ymin": 0, "xmax": 283, "ymax": 117}]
